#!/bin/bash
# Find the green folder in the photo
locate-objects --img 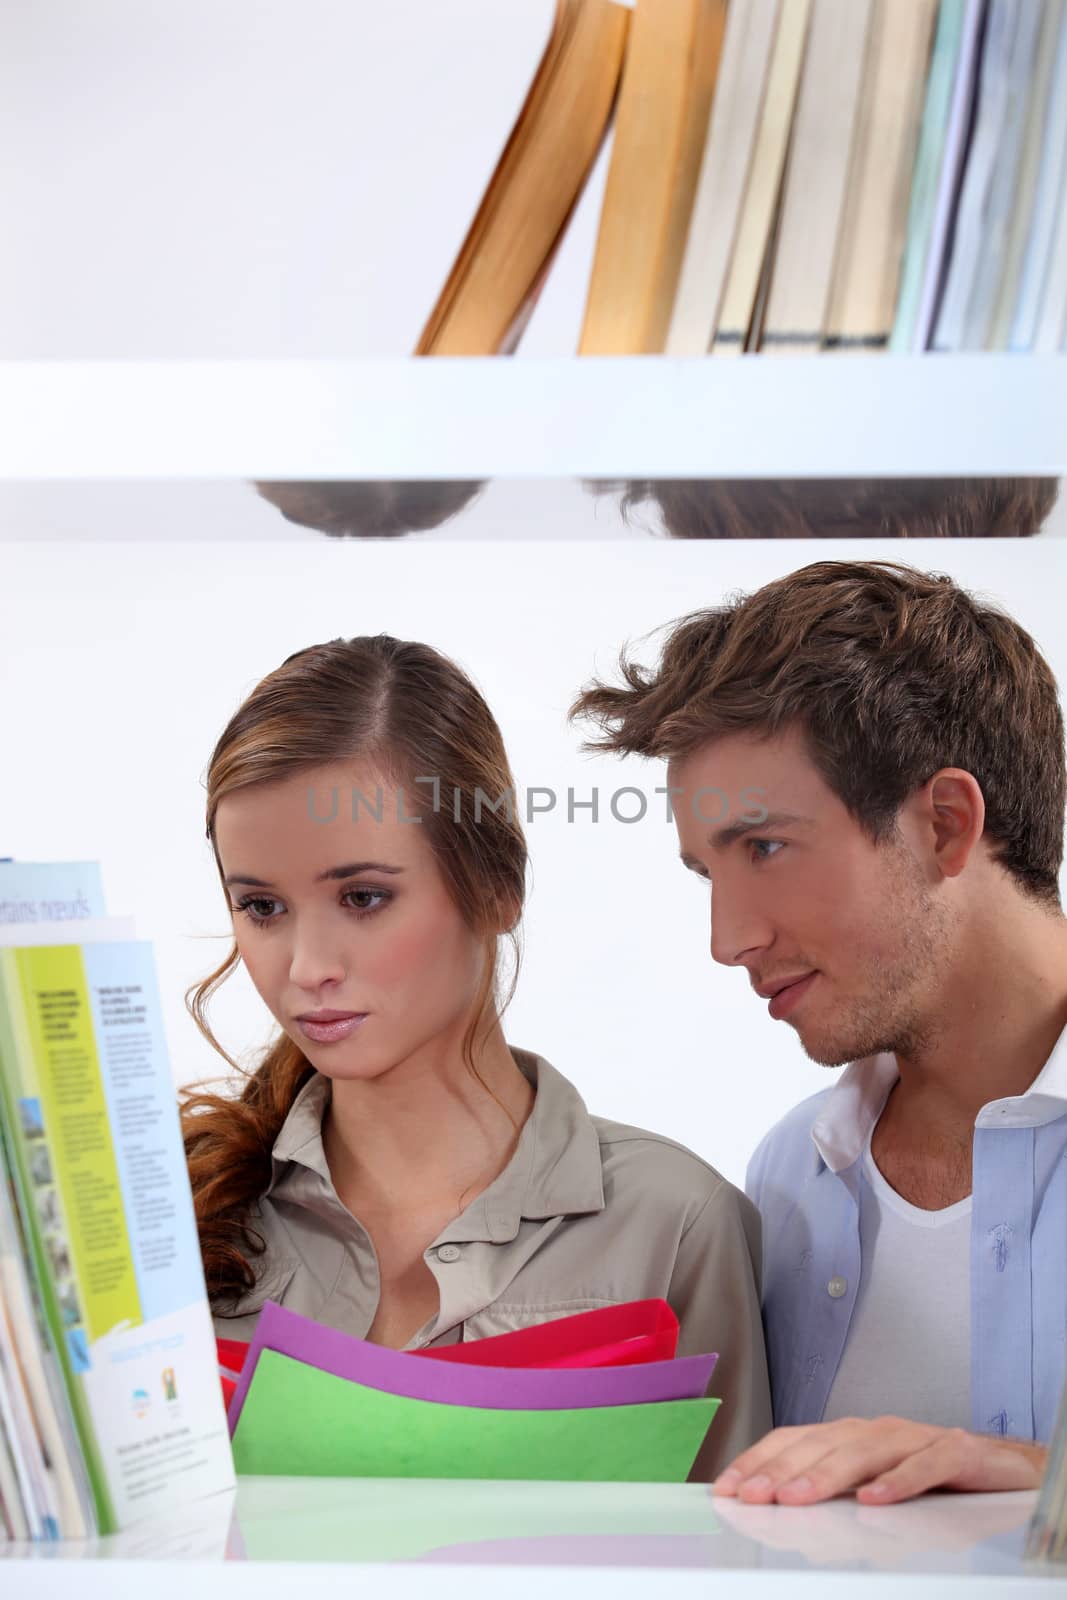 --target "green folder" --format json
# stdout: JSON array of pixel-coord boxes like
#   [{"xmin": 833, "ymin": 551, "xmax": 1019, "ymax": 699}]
[{"xmin": 233, "ymin": 1349, "xmax": 718, "ymax": 1483}]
